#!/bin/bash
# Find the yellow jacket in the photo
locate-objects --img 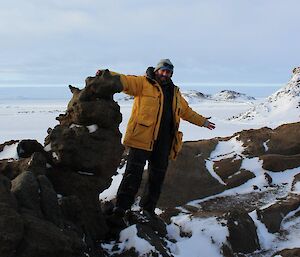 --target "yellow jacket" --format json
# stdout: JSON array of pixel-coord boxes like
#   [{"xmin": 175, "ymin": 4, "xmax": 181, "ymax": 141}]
[{"xmin": 117, "ymin": 73, "xmax": 207, "ymax": 160}]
